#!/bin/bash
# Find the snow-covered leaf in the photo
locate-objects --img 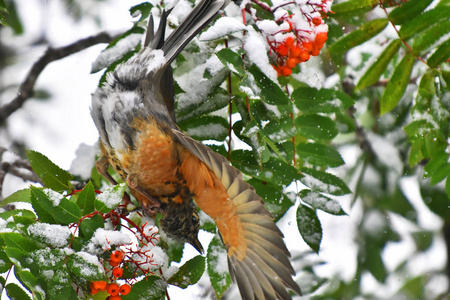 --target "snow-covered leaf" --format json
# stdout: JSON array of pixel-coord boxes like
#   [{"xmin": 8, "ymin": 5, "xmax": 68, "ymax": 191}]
[
  {"xmin": 76, "ymin": 181, "xmax": 96, "ymax": 215},
  {"xmin": 94, "ymin": 183, "xmax": 126, "ymax": 213},
  {"xmin": 297, "ymin": 204, "xmax": 322, "ymax": 253},
  {"xmin": 207, "ymin": 235, "xmax": 231, "ymax": 299},
  {"xmin": 168, "ymin": 255, "xmax": 205, "ymax": 288},
  {"xmin": 295, "ymin": 114, "xmax": 338, "ymax": 141},
  {"xmin": 121, "ymin": 275, "xmax": 166, "ymax": 300},
  {"xmin": 4, "ymin": 283, "xmax": 31, "ymax": 300},
  {"xmin": 297, "ymin": 142, "xmax": 344, "ymax": 168},
  {"xmin": 66, "ymin": 252, "xmax": 105, "ymax": 281},
  {"xmin": 300, "ymin": 167, "xmax": 351, "ymax": 196},
  {"xmin": 299, "ymin": 190, "xmax": 346, "ymax": 216}
]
